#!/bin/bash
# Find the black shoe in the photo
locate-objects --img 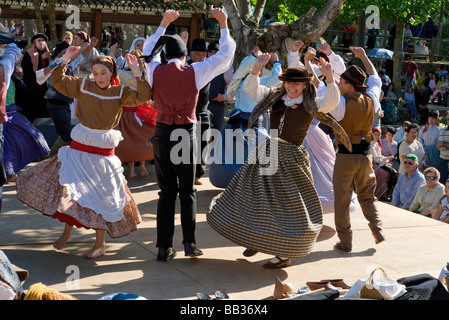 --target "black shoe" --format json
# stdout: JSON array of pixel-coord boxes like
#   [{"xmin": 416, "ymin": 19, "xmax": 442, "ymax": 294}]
[
  {"xmin": 243, "ymin": 248, "xmax": 258, "ymax": 257},
  {"xmin": 184, "ymin": 243, "xmax": 203, "ymax": 257},
  {"xmin": 157, "ymin": 247, "xmax": 177, "ymax": 262}
]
